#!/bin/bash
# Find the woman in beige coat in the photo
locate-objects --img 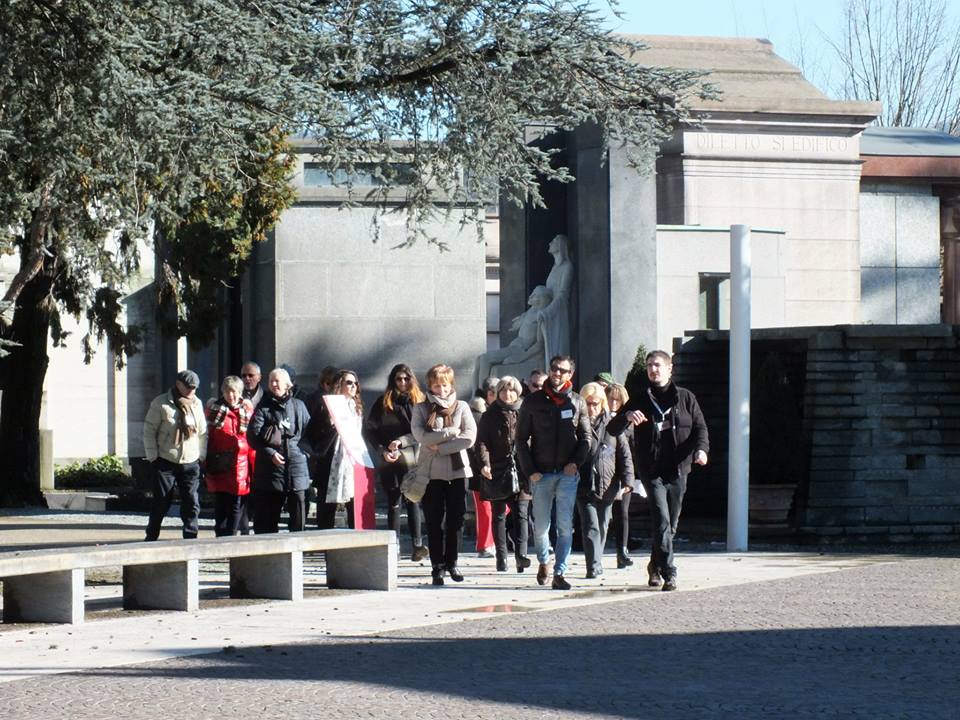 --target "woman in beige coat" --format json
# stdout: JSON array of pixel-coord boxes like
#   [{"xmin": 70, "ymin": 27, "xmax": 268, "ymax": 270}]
[{"xmin": 411, "ymin": 364, "xmax": 477, "ymax": 585}]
